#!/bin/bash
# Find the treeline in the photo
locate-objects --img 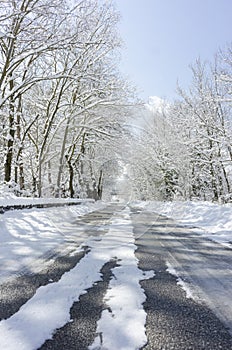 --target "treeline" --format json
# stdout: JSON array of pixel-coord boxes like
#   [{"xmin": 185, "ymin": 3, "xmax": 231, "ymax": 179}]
[
  {"xmin": 0, "ymin": 0, "xmax": 132, "ymax": 199},
  {"xmin": 128, "ymin": 46, "xmax": 232, "ymax": 202},
  {"xmin": 2, "ymin": 1, "xmax": 231, "ymax": 203}
]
